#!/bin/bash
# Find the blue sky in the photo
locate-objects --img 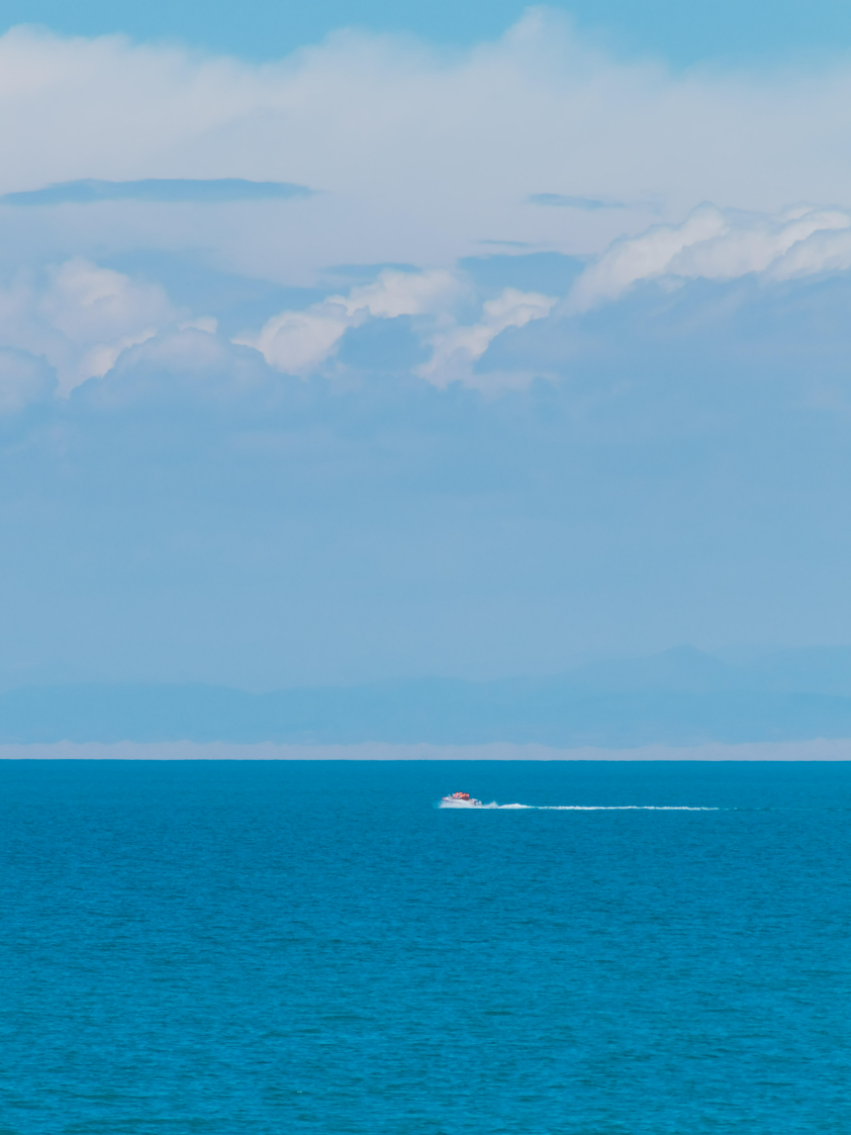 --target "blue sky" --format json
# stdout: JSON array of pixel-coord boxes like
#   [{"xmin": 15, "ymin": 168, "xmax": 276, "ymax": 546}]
[
  {"xmin": 7, "ymin": 0, "xmax": 851, "ymax": 63},
  {"xmin": 1, "ymin": 5, "xmax": 851, "ymax": 690}
]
